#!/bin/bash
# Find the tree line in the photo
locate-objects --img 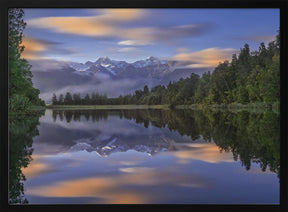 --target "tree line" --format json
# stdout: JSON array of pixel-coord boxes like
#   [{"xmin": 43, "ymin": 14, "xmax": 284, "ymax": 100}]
[
  {"xmin": 52, "ymin": 92, "xmax": 111, "ymax": 105},
  {"xmin": 52, "ymin": 31, "xmax": 279, "ymax": 107}
]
